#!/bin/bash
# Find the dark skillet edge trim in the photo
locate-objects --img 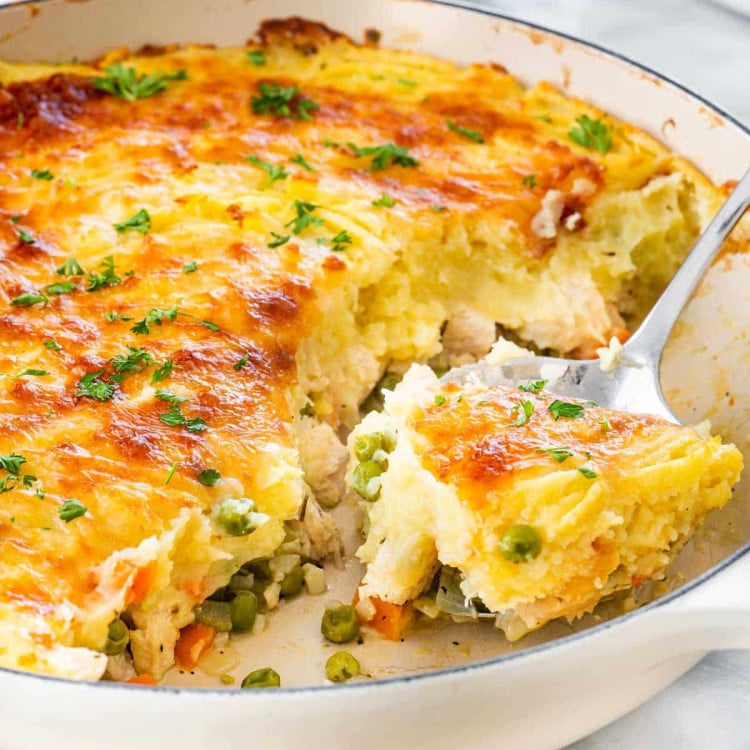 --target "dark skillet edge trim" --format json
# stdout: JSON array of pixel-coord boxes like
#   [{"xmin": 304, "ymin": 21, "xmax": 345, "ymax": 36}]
[{"xmin": 0, "ymin": 0, "xmax": 747, "ymax": 696}]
